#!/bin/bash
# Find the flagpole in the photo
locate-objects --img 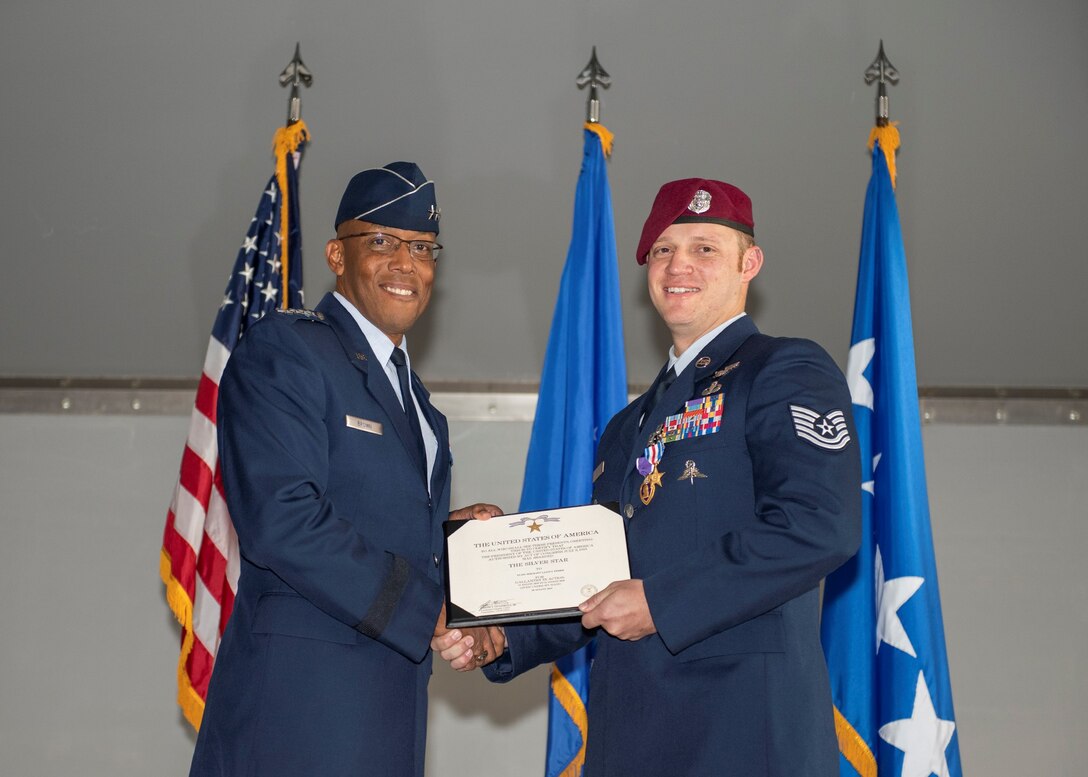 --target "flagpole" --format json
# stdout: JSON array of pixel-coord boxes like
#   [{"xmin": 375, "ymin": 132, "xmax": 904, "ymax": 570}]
[
  {"xmin": 160, "ymin": 55, "xmax": 309, "ymax": 730},
  {"xmin": 864, "ymin": 41, "xmax": 900, "ymax": 188},
  {"xmin": 820, "ymin": 43, "xmax": 963, "ymax": 777},
  {"xmin": 533, "ymin": 48, "xmax": 624, "ymax": 777},
  {"xmin": 577, "ymin": 46, "xmax": 611, "ymax": 125},
  {"xmin": 279, "ymin": 42, "xmax": 313, "ymax": 127},
  {"xmin": 864, "ymin": 40, "xmax": 898, "ymax": 129},
  {"xmin": 275, "ymin": 44, "xmax": 312, "ymax": 307}
]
